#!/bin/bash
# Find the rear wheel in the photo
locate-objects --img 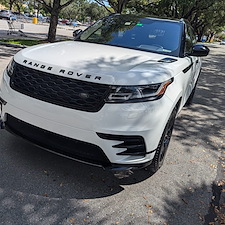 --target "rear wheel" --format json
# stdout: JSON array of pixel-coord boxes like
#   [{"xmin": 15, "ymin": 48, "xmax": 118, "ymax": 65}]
[{"xmin": 149, "ymin": 108, "xmax": 177, "ymax": 174}]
